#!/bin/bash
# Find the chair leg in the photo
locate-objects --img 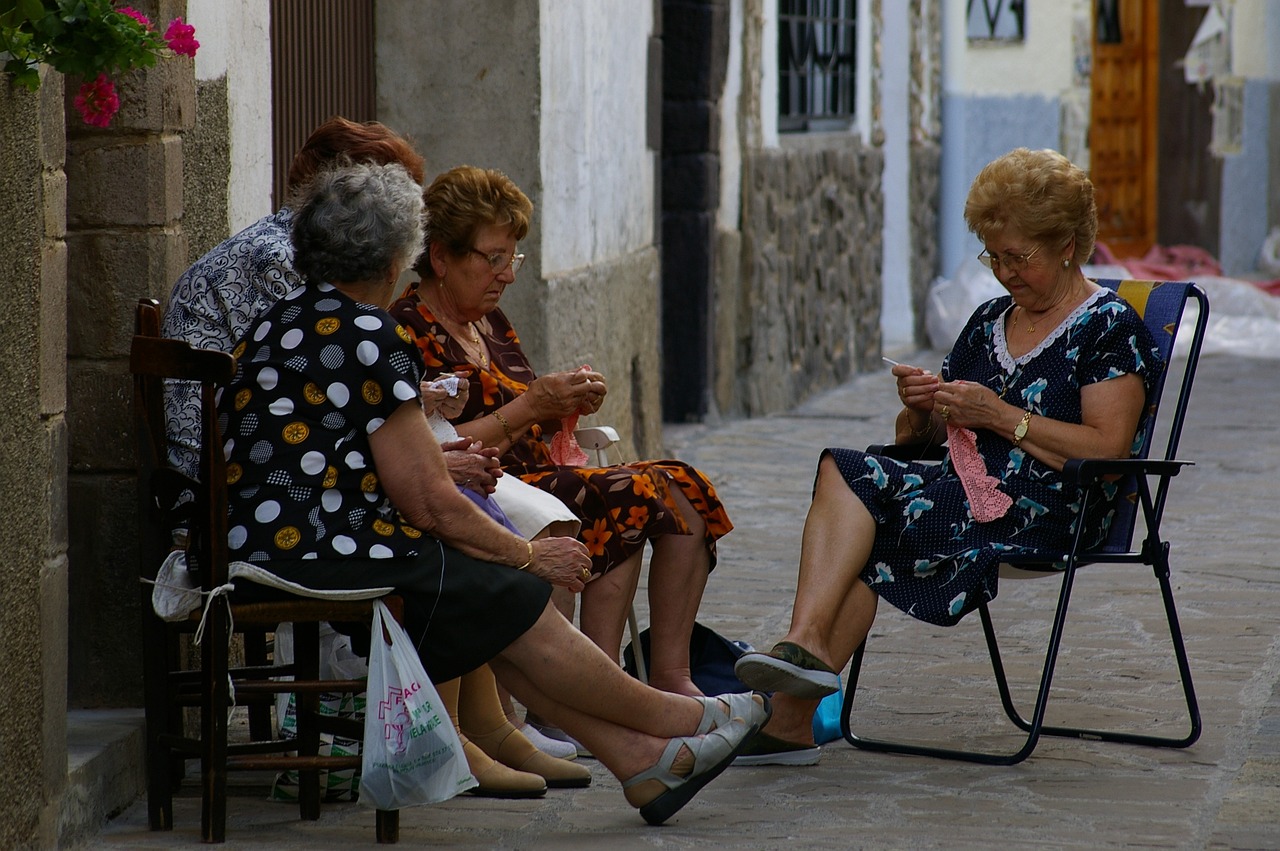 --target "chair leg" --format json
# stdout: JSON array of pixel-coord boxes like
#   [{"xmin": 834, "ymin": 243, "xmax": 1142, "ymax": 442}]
[
  {"xmin": 376, "ymin": 809, "xmax": 400, "ymax": 843},
  {"xmin": 243, "ymin": 629, "xmax": 274, "ymax": 741},
  {"xmin": 201, "ymin": 596, "xmax": 232, "ymax": 843},
  {"xmin": 627, "ymin": 606, "xmax": 647, "ymax": 683},
  {"xmin": 141, "ymin": 606, "xmax": 175, "ymax": 831},
  {"xmin": 293, "ymin": 621, "xmax": 323, "ymax": 820}
]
